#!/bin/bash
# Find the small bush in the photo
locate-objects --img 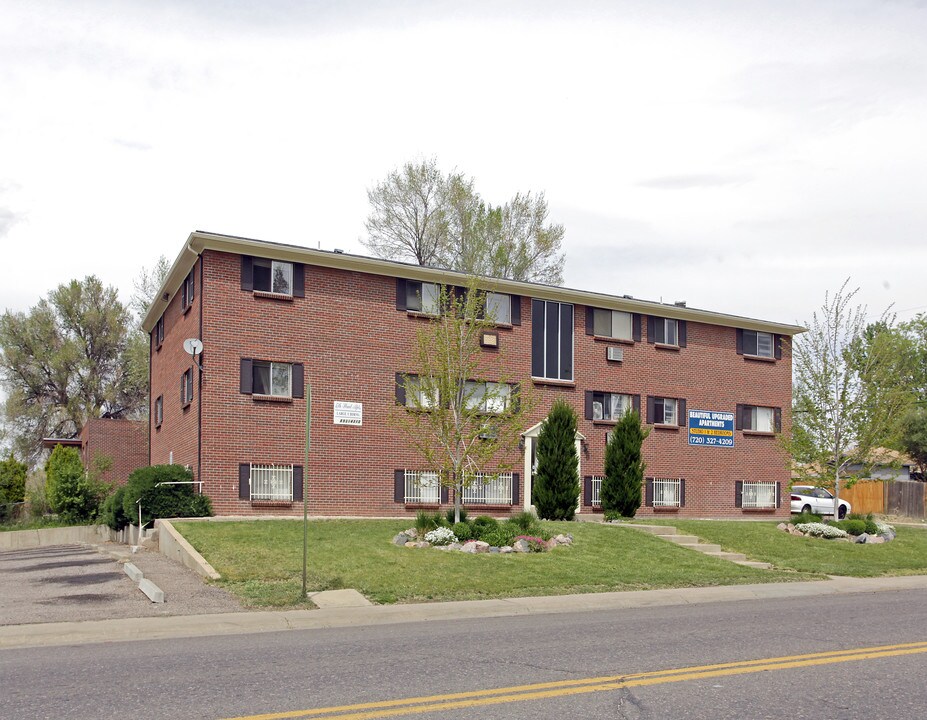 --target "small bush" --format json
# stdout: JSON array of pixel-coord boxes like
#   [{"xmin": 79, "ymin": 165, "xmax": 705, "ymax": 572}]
[
  {"xmin": 514, "ymin": 535, "xmax": 548, "ymax": 552},
  {"xmin": 795, "ymin": 522, "xmax": 848, "ymax": 539},
  {"xmin": 45, "ymin": 445, "xmax": 104, "ymax": 523},
  {"xmin": 470, "ymin": 515, "xmax": 499, "ymax": 540},
  {"xmin": 791, "ymin": 511, "xmax": 822, "ymax": 524},
  {"xmin": 122, "ymin": 465, "xmax": 212, "ymax": 525},
  {"xmin": 481, "ymin": 523, "xmax": 520, "ymax": 548},
  {"xmin": 0, "ymin": 454, "xmax": 28, "ymax": 523},
  {"xmin": 100, "ymin": 486, "xmax": 129, "ymax": 531},
  {"xmin": 424, "ymin": 527, "xmax": 457, "ymax": 546},
  {"xmin": 452, "ymin": 521, "xmax": 474, "ymax": 541},
  {"xmin": 446, "ymin": 507, "xmax": 468, "ymax": 524},
  {"xmin": 848, "ymin": 513, "xmax": 878, "ymax": 535},
  {"xmin": 834, "ymin": 519, "xmax": 867, "ymax": 536},
  {"xmin": 510, "ymin": 511, "xmax": 536, "ymax": 533}
]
